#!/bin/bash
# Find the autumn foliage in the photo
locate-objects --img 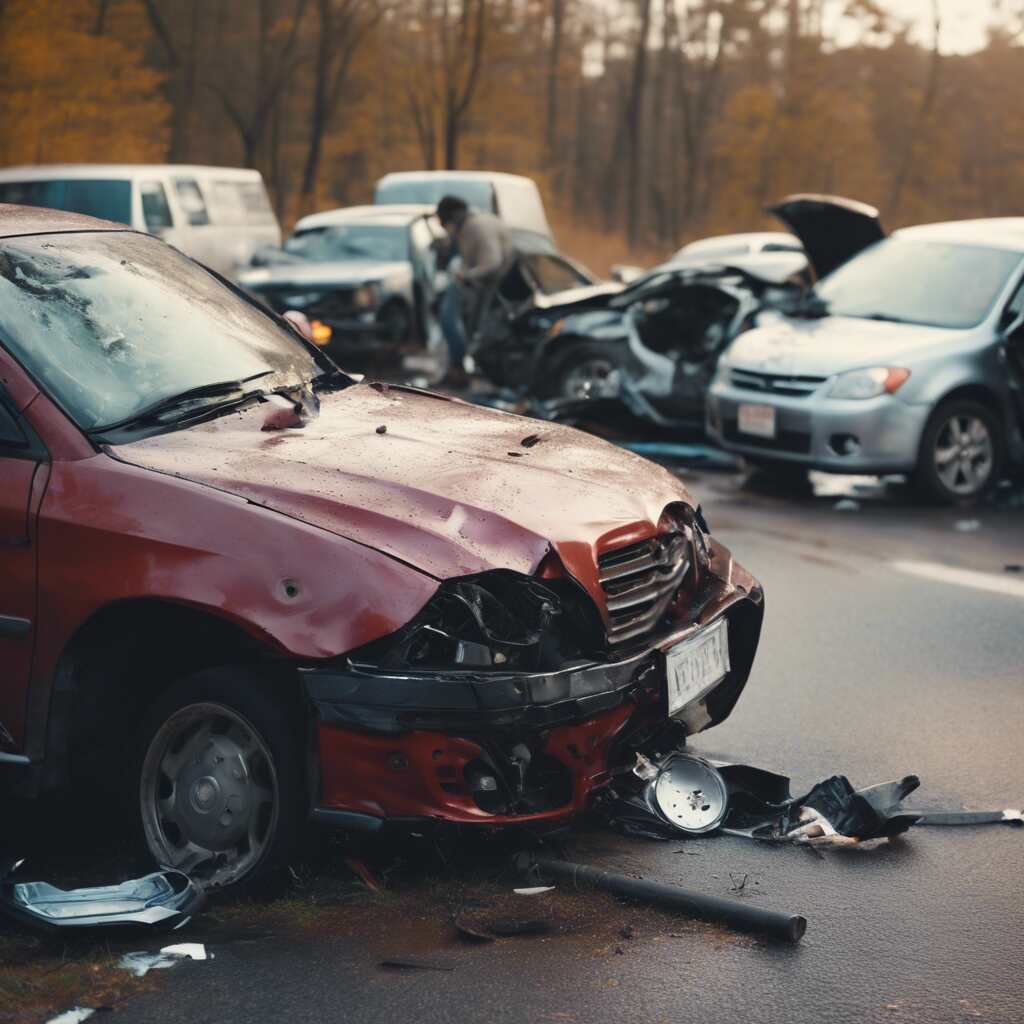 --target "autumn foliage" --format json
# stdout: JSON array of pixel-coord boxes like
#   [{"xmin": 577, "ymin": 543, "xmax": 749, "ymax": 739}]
[{"xmin": 0, "ymin": 0, "xmax": 1022, "ymax": 270}]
